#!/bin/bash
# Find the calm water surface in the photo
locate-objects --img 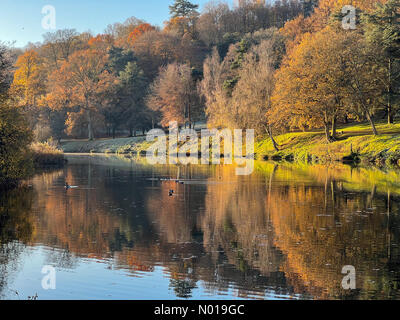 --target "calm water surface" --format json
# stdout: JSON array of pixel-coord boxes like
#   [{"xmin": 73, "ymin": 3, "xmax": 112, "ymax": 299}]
[{"xmin": 1, "ymin": 154, "xmax": 400, "ymax": 300}]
